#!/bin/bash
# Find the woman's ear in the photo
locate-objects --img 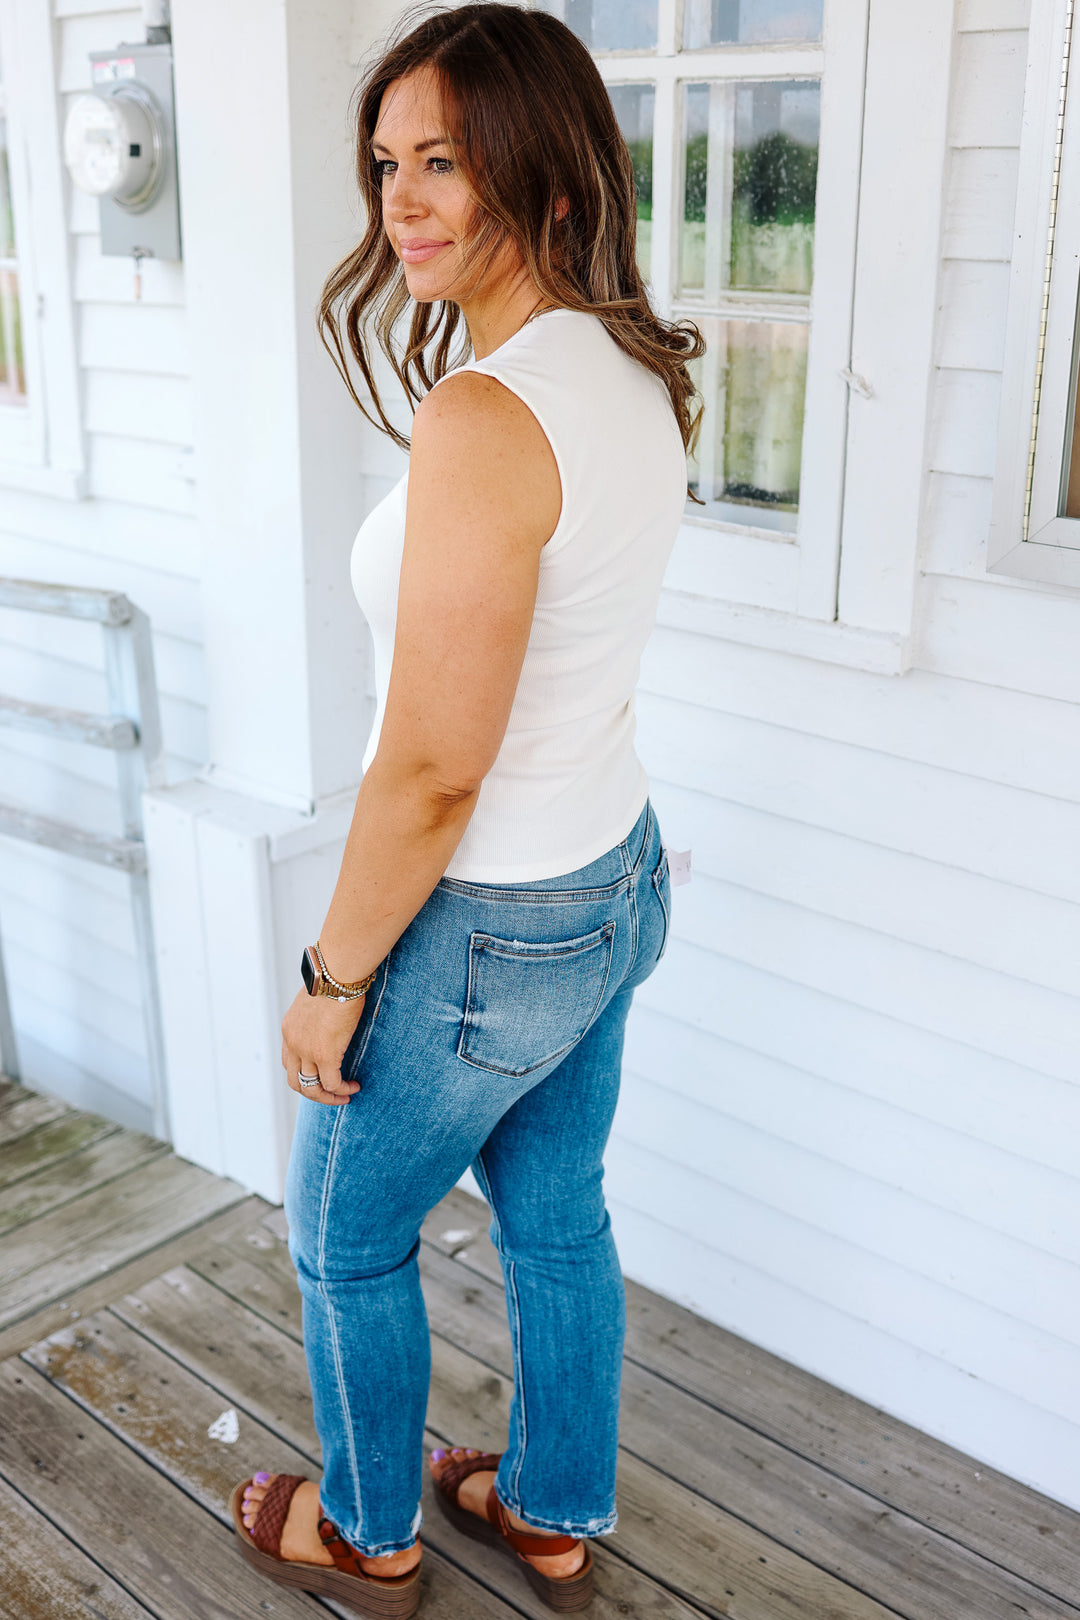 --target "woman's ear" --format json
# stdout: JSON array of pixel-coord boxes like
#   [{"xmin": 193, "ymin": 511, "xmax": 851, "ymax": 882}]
[{"xmin": 554, "ymin": 195, "xmax": 569, "ymax": 221}]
